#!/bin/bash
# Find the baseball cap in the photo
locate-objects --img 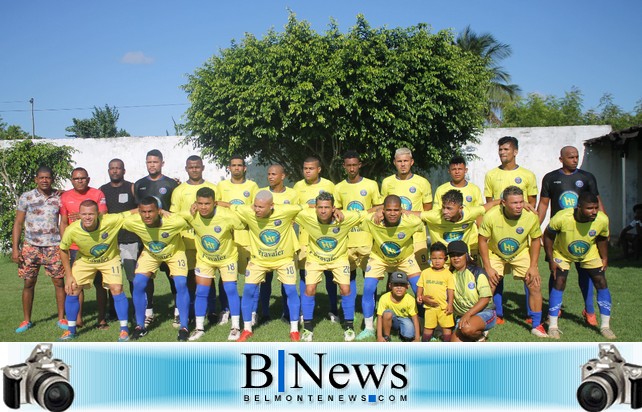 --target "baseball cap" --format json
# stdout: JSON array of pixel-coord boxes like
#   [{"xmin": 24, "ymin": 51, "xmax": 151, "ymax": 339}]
[
  {"xmin": 390, "ymin": 271, "xmax": 408, "ymax": 284},
  {"xmin": 447, "ymin": 240, "xmax": 469, "ymax": 256}
]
